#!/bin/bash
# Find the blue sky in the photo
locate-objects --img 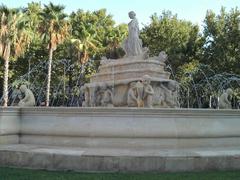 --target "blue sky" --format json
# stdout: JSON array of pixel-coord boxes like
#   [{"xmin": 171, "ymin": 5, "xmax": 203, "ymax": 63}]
[{"xmin": 1, "ymin": 0, "xmax": 239, "ymax": 28}]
